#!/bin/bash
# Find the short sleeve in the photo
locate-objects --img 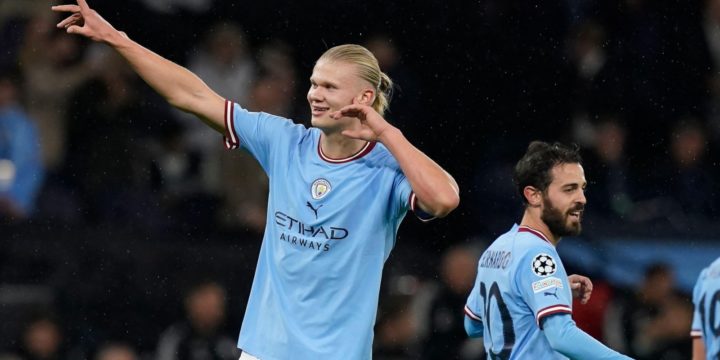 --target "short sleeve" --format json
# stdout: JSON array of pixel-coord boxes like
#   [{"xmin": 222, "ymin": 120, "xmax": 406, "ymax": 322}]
[
  {"xmin": 691, "ymin": 268, "xmax": 707, "ymax": 338},
  {"xmin": 515, "ymin": 246, "xmax": 572, "ymax": 327},
  {"xmin": 465, "ymin": 276, "xmax": 483, "ymax": 323},
  {"xmin": 222, "ymin": 100, "xmax": 304, "ymax": 173},
  {"xmin": 391, "ymin": 172, "xmax": 436, "ymax": 222}
]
